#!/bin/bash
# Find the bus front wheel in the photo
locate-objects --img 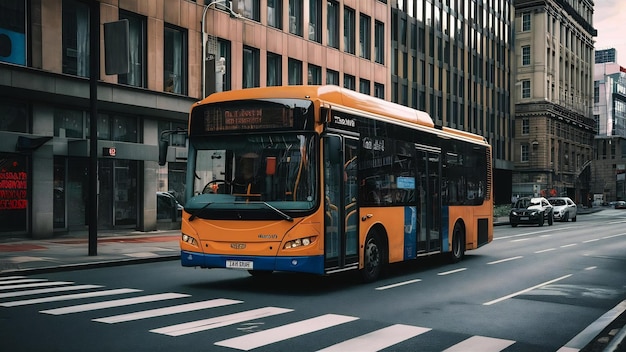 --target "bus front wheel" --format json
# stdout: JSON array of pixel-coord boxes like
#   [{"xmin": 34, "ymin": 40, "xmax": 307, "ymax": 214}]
[
  {"xmin": 361, "ymin": 232, "xmax": 385, "ymax": 283},
  {"xmin": 449, "ymin": 222, "xmax": 465, "ymax": 263}
]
